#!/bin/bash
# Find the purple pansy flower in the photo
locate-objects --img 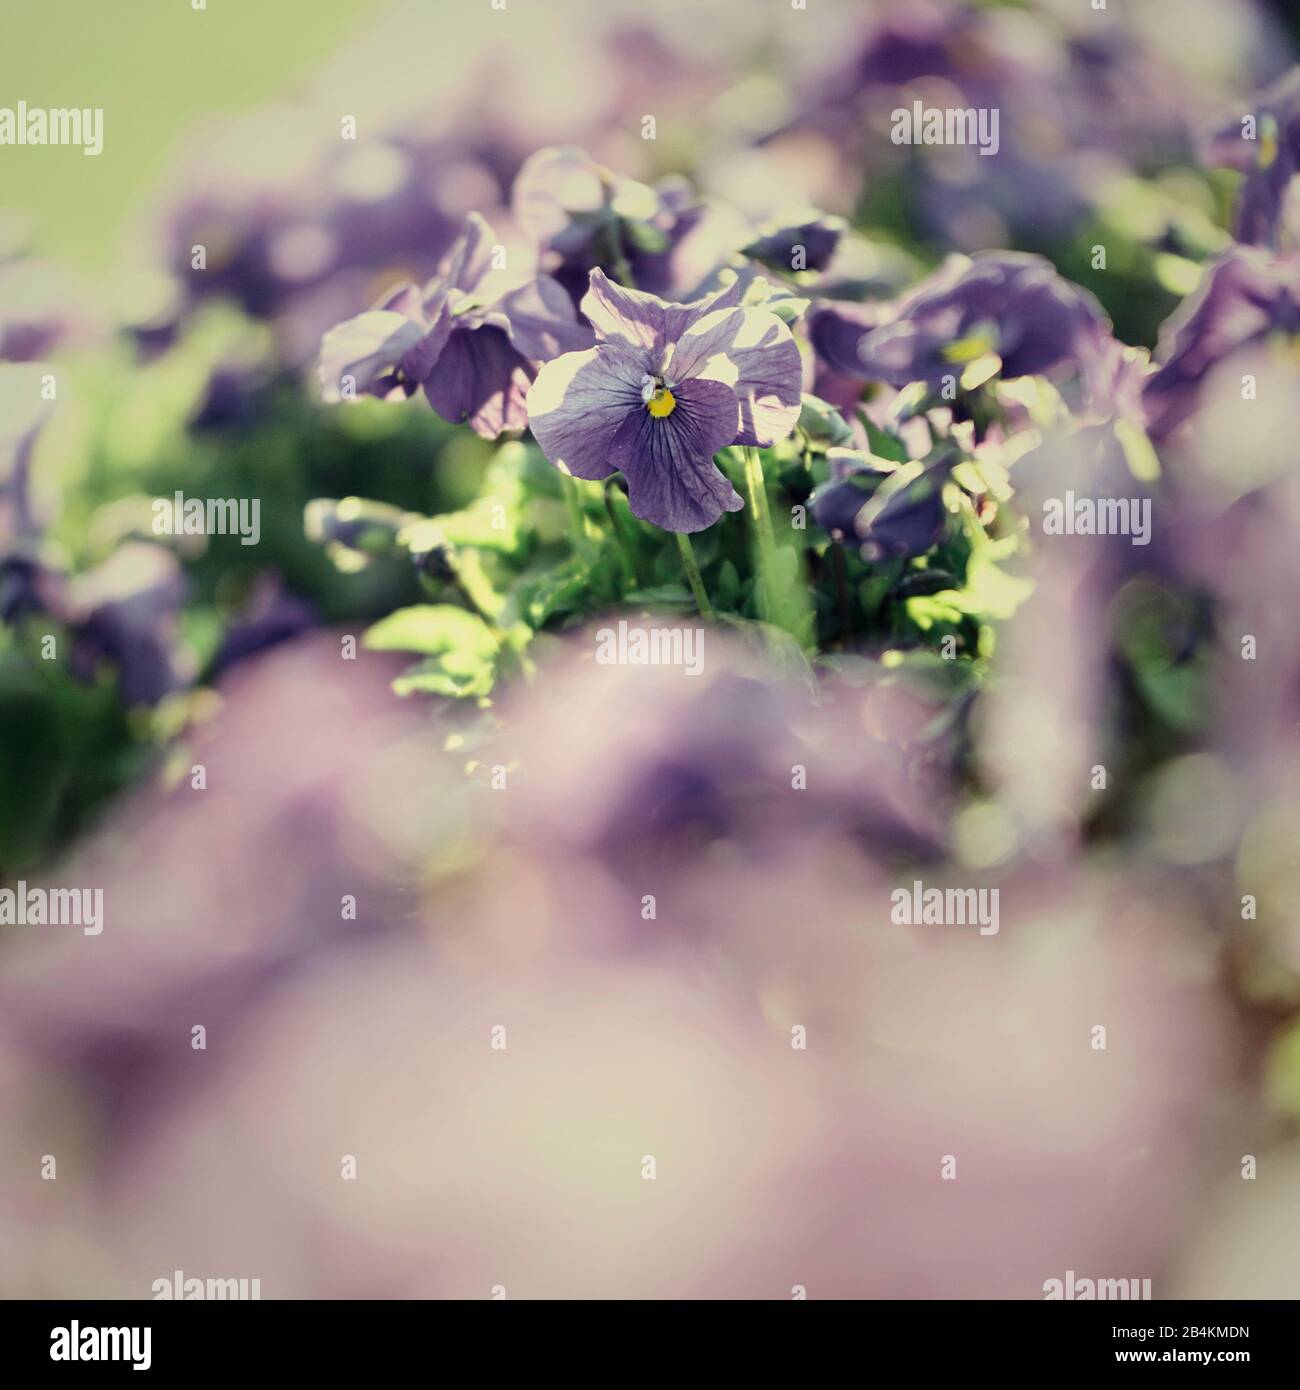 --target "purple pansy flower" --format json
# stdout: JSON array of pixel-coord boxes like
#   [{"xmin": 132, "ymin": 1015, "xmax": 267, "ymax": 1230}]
[
  {"xmin": 209, "ymin": 576, "xmax": 318, "ymax": 681},
  {"xmin": 743, "ymin": 214, "xmax": 846, "ymax": 276},
  {"xmin": 0, "ymin": 366, "xmax": 59, "ymax": 624},
  {"xmin": 512, "ymin": 146, "xmax": 711, "ymax": 308},
  {"xmin": 852, "ymin": 253, "xmax": 1113, "ymax": 397},
  {"xmin": 813, "ymin": 452, "xmax": 951, "ymax": 560},
  {"xmin": 807, "ymin": 299, "xmax": 890, "ymax": 380},
  {"xmin": 1205, "ymin": 70, "xmax": 1300, "ymax": 249},
  {"xmin": 1144, "ymin": 247, "xmax": 1300, "ymax": 441},
  {"xmin": 0, "ymin": 257, "xmax": 96, "ymax": 363},
  {"xmin": 66, "ymin": 544, "xmax": 189, "ymax": 707},
  {"xmin": 319, "ymin": 214, "xmax": 592, "ymax": 439},
  {"xmin": 526, "ymin": 269, "xmax": 803, "ymax": 533}
]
